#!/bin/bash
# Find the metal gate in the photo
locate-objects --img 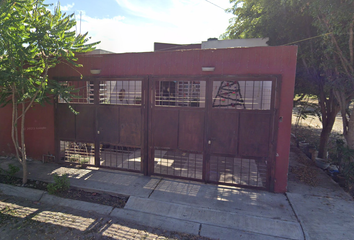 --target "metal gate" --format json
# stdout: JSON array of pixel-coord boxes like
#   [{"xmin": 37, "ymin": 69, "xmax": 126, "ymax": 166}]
[
  {"xmin": 148, "ymin": 76, "xmax": 280, "ymax": 190},
  {"xmin": 55, "ymin": 75, "xmax": 280, "ymax": 190},
  {"xmin": 56, "ymin": 78, "xmax": 147, "ymax": 173}
]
